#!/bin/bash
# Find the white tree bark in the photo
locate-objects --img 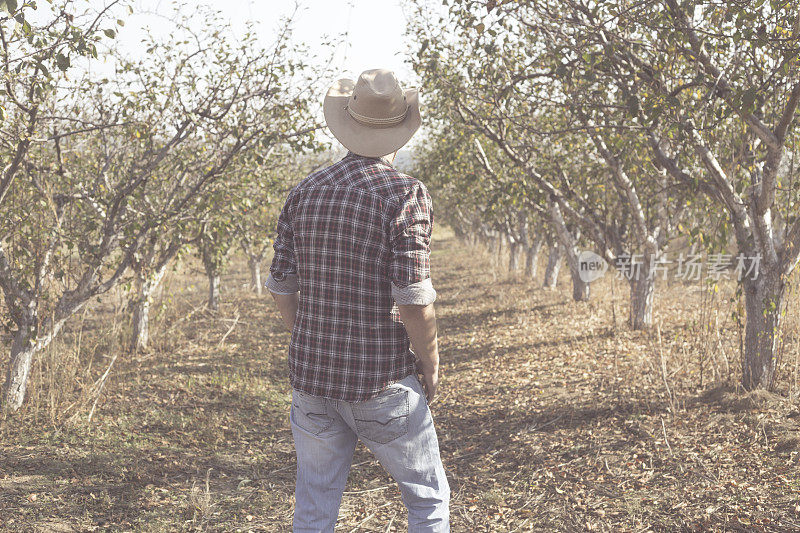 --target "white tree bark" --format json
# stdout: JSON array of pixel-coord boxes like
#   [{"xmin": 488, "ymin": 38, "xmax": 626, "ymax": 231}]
[
  {"xmin": 3, "ymin": 312, "xmax": 69, "ymax": 411},
  {"xmin": 1, "ymin": 242, "xmax": 101, "ymax": 410},
  {"xmin": 508, "ymin": 239, "xmax": 522, "ymax": 272},
  {"xmin": 549, "ymin": 200, "xmax": 590, "ymax": 302},
  {"xmin": 742, "ymin": 271, "xmax": 786, "ymax": 390},
  {"xmin": 130, "ymin": 277, "xmax": 152, "ymax": 354},
  {"xmin": 627, "ymin": 254, "xmax": 655, "ymax": 330},
  {"xmin": 543, "ymin": 241, "xmax": 563, "ymax": 289},
  {"xmin": 239, "ymin": 238, "xmax": 268, "ymax": 296},
  {"xmin": 248, "ymin": 258, "xmax": 262, "ymax": 296},
  {"xmin": 129, "ymin": 264, "xmax": 168, "ymax": 353},
  {"xmin": 5, "ymin": 329, "xmax": 36, "ymax": 411},
  {"xmin": 525, "ymin": 234, "xmax": 544, "ymax": 279},
  {"xmin": 207, "ymin": 271, "xmax": 221, "ymax": 311}
]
